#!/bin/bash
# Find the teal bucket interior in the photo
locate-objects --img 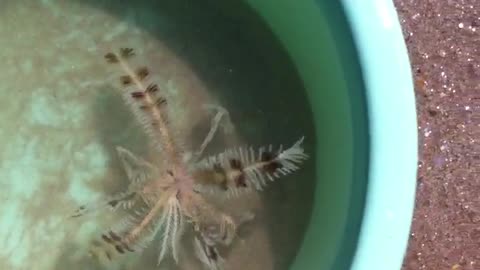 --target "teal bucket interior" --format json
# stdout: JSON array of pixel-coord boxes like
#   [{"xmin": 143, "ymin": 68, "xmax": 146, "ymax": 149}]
[
  {"xmin": 0, "ymin": 0, "xmax": 416, "ymax": 270},
  {"xmin": 243, "ymin": 1, "xmax": 371, "ymax": 269},
  {"xmin": 83, "ymin": 0, "xmax": 370, "ymax": 268}
]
